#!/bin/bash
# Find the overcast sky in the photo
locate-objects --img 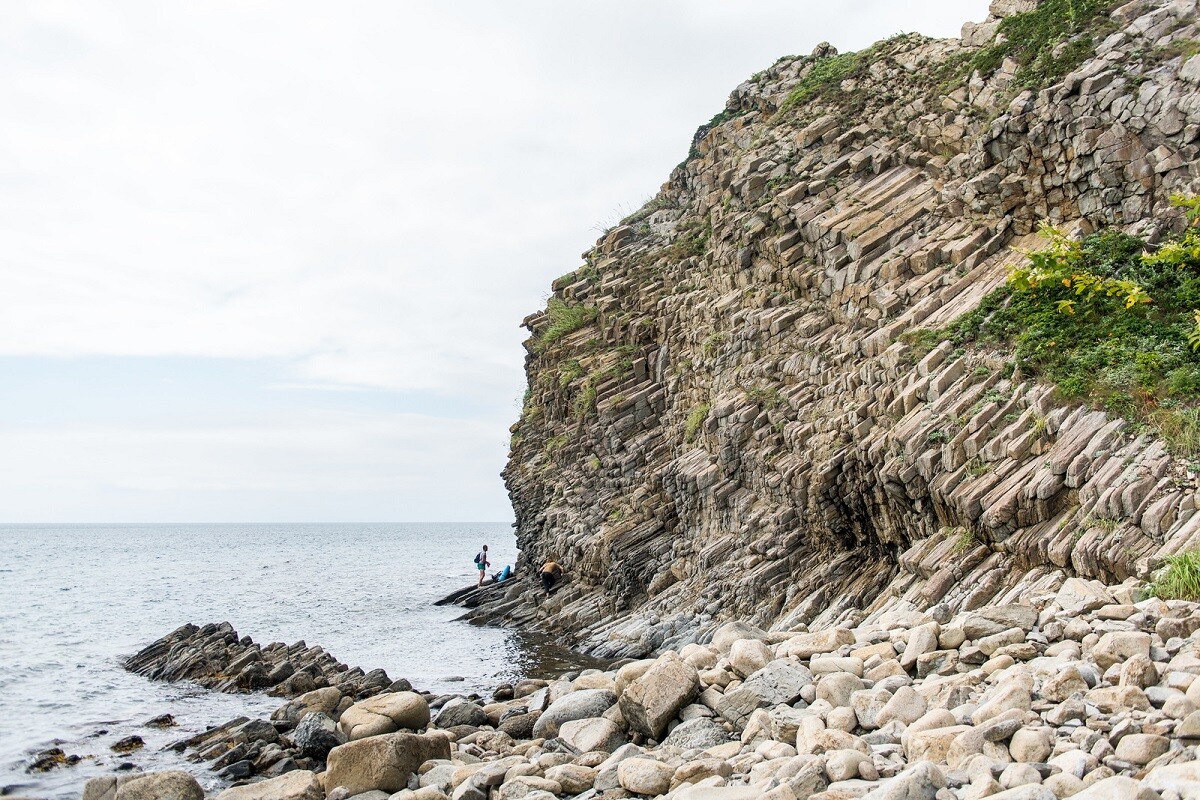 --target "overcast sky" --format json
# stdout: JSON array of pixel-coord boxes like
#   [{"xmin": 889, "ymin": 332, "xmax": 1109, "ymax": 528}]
[{"xmin": 0, "ymin": 1, "xmax": 989, "ymax": 523}]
